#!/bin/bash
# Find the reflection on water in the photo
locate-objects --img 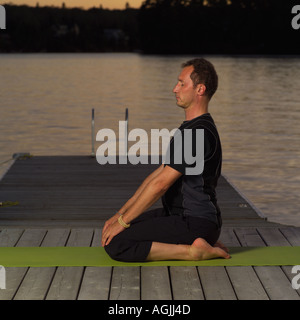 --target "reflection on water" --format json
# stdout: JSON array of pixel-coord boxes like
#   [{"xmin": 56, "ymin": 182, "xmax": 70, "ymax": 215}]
[{"xmin": 0, "ymin": 53, "xmax": 299, "ymax": 226}]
